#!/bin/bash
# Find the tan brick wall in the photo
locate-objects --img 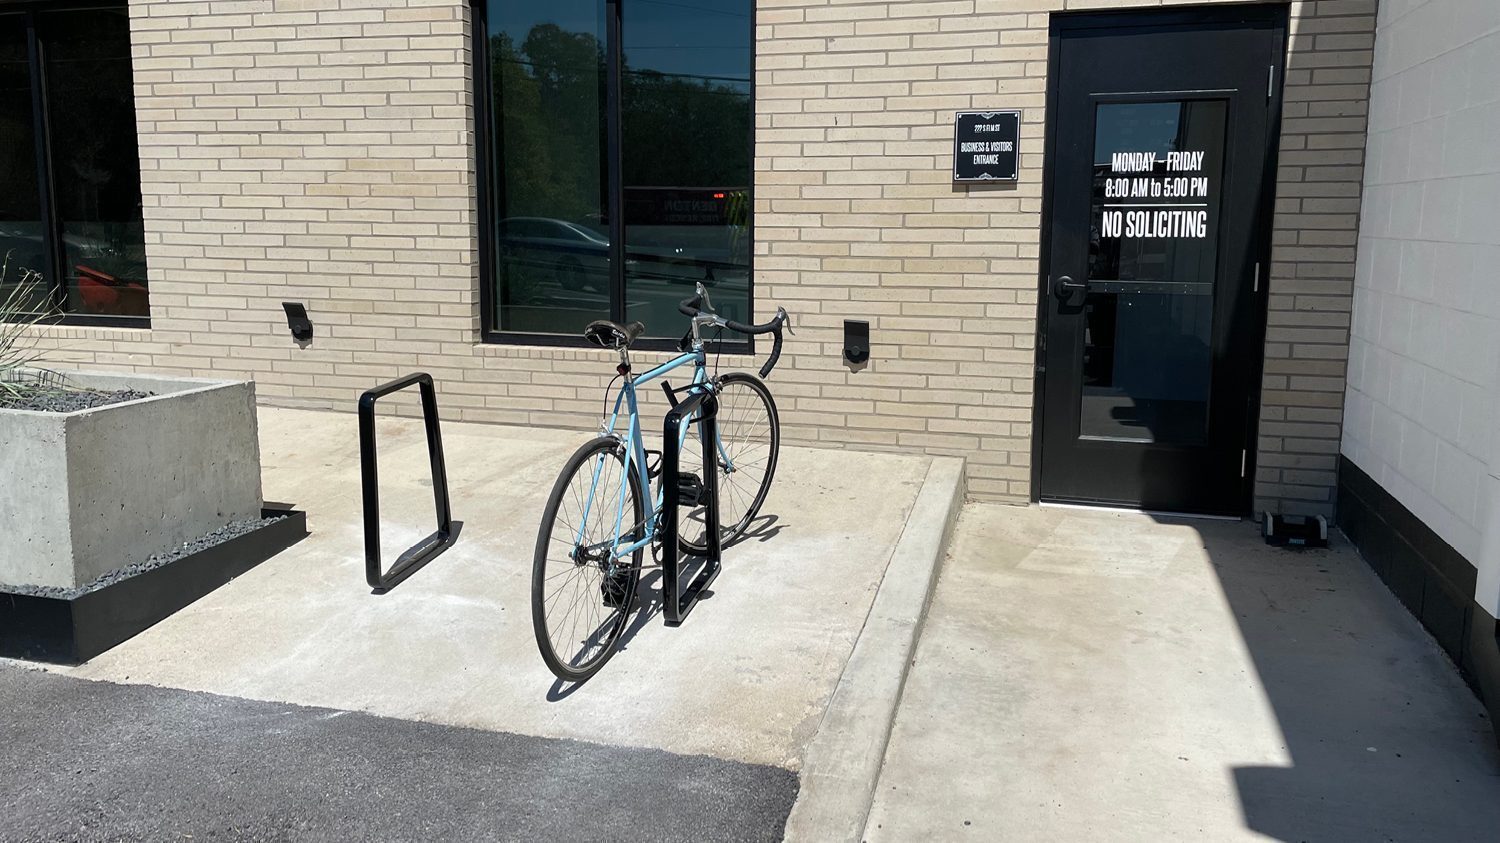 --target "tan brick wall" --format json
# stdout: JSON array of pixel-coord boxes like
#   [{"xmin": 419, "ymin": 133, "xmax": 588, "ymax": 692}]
[
  {"xmin": 33, "ymin": 0, "xmax": 1372, "ymax": 513},
  {"xmin": 1261, "ymin": 0, "xmax": 1376, "ymax": 516}
]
